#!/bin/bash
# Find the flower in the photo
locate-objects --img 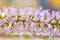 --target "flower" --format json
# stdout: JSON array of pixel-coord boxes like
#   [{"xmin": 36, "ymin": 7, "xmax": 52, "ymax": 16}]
[{"xmin": 0, "ymin": 7, "xmax": 59, "ymax": 36}]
